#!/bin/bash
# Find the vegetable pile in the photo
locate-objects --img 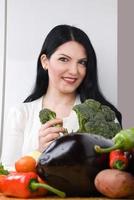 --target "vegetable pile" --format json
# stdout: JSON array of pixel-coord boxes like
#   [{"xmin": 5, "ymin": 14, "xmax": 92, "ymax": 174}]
[
  {"xmin": 1, "ymin": 98, "xmax": 134, "ymax": 199},
  {"xmin": 73, "ymin": 99, "xmax": 121, "ymax": 138},
  {"xmin": 94, "ymin": 128, "xmax": 134, "ymax": 172},
  {"xmin": 36, "ymin": 133, "xmax": 113, "ymax": 196},
  {"xmin": 1, "ymin": 128, "xmax": 134, "ymax": 198},
  {"xmin": 36, "ymin": 127, "xmax": 134, "ymax": 198},
  {"xmin": 0, "ymin": 171, "xmax": 65, "ymax": 198},
  {"xmin": 93, "ymin": 128, "xmax": 134, "ymax": 198},
  {"xmin": 37, "ymin": 100, "xmax": 134, "ymax": 198},
  {"xmin": 0, "ymin": 156, "xmax": 66, "ymax": 198}
]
